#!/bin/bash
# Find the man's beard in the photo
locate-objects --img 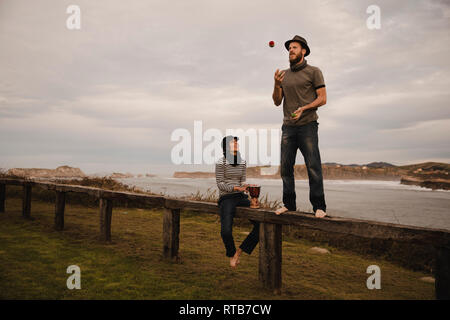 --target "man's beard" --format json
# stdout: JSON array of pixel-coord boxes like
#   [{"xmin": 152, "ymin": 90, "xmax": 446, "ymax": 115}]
[{"xmin": 289, "ymin": 52, "xmax": 303, "ymax": 67}]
